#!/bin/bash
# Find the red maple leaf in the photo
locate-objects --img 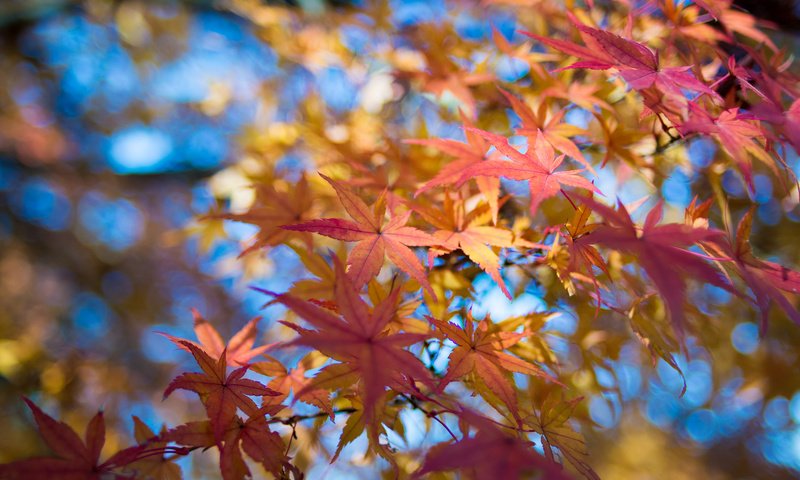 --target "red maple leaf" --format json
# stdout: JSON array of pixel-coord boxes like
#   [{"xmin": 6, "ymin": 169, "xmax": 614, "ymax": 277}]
[
  {"xmin": 0, "ymin": 398, "xmax": 155, "ymax": 480},
  {"xmin": 764, "ymin": 98, "xmax": 800, "ymax": 156},
  {"xmin": 524, "ymin": 18, "xmax": 718, "ymax": 99},
  {"xmin": 257, "ymin": 256, "xmax": 435, "ymax": 431},
  {"xmin": 576, "ymin": 196, "xmax": 737, "ymax": 340},
  {"xmin": 282, "ymin": 174, "xmax": 436, "ymax": 294},
  {"xmin": 164, "ymin": 405, "xmax": 286, "ymax": 480},
  {"xmin": 678, "ymin": 105, "xmax": 777, "ymax": 191},
  {"xmin": 163, "ymin": 339, "xmax": 280, "ymax": 443},
  {"xmin": 219, "ymin": 410, "xmax": 285, "ymax": 480},
  {"xmin": 456, "ymin": 127, "xmax": 600, "ymax": 215},
  {"xmin": 751, "ymin": 76, "xmax": 800, "ymax": 157},
  {"xmin": 414, "ymin": 409, "xmax": 572, "ymax": 480},
  {"xmin": 718, "ymin": 209, "xmax": 800, "ymax": 331},
  {"xmin": 497, "ymin": 87, "xmax": 595, "ymax": 174}
]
